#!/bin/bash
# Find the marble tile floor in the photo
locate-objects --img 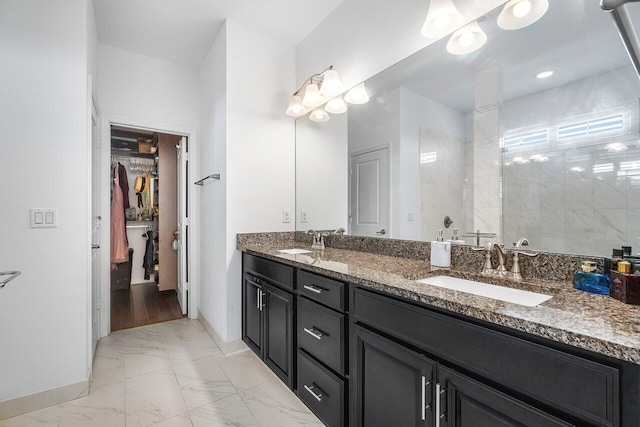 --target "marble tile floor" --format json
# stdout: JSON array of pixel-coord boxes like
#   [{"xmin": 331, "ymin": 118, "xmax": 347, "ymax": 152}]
[{"xmin": 0, "ymin": 319, "xmax": 323, "ymax": 427}]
